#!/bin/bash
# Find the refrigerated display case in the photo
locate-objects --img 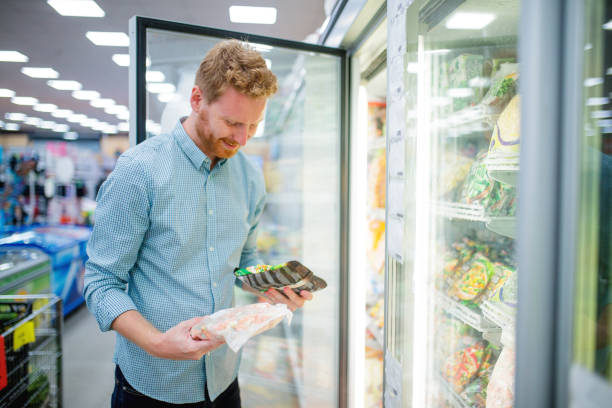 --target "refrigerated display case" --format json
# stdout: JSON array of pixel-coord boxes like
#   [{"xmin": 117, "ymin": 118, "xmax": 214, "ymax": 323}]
[
  {"xmin": 0, "ymin": 248, "xmax": 51, "ymax": 295},
  {"xmin": 385, "ymin": 0, "xmax": 521, "ymax": 406},
  {"xmin": 129, "ymin": 17, "xmax": 348, "ymax": 408}
]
